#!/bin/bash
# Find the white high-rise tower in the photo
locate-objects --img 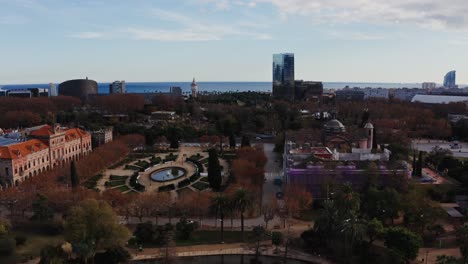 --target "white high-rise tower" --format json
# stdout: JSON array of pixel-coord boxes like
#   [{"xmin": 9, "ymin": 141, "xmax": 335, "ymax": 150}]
[{"xmin": 191, "ymin": 78, "xmax": 198, "ymax": 98}]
